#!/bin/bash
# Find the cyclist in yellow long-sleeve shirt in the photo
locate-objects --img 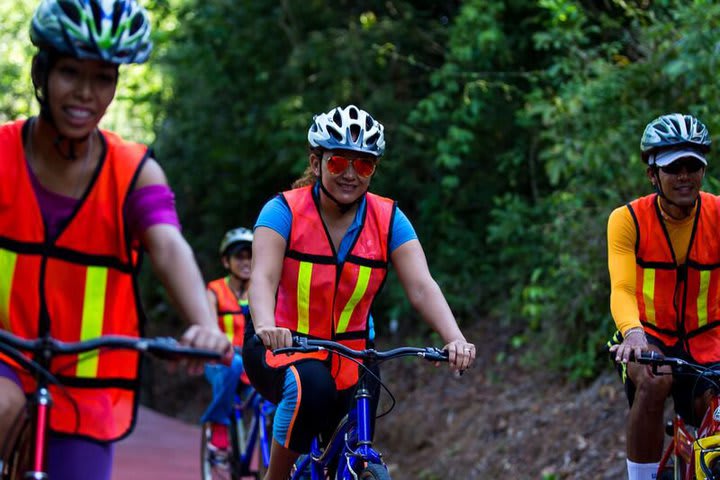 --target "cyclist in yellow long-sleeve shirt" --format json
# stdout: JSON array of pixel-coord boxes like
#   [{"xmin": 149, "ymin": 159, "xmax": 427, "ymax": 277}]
[{"xmin": 608, "ymin": 113, "xmax": 720, "ymax": 480}]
